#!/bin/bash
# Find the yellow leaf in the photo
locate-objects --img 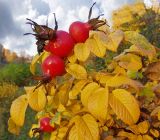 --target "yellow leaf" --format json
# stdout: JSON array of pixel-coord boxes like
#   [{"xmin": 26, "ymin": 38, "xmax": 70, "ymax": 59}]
[
  {"xmin": 118, "ymin": 131, "xmax": 138, "ymax": 140},
  {"xmin": 112, "ymin": 65, "xmax": 126, "ymax": 75},
  {"xmin": 58, "ymin": 80, "xmax": 73, "ymax": 105},
  {"xmin": 105, "ymin": 30, "xmax": 124, "ymax": 52},
  {"xmin": 8, "ymin": 117, "xmax": 21, "ymax": 135},
  {"xmin": 68, "ymin": 125, "xmax": 78, "ymax": 140},
  {"xmin": 137, "ymin": 135, "xmax": 143, "ymax": 140},
  {"xmin": 124, "ymin": 31, "xmax": 156, "ymax": 61},
  {"xmin": 150, "ymin": 129, "xmax": 159, "ymax": 138},
  {"xmin": 67, "ymin": 53, "xmax": 77, "ymax": 63},
  {"xmin": 127, "ymin": 125, "xmax": 140, "ymax": 135},
  {"xmin": 94, "ymin": 72, "xmax": 113, "ymax": 84},
  {"xmin": 81, "ymin": 82, "xmax": 100, "ymax": 107},
  {"xmin": 85, "ymin": 38, "xmax": 106, "ymax": 58},
  {"xmin": 69, "ymin": 80, "xmax": 88, "ymax": 99},
  {"xmin": 142, "ymin": 135, "xmax": 153, "ymax": 140},
  {"xmin": 26, "ymin": 86, "xmax": 47, "ymax": 111},
  {"xmin": 106, "ymin": 75, "xmax": 143, "ymax": 92},
  {"xmin": 50, "ymin": 131, "xmax": 58, "ymax": 140},
  {"xmin": 10, "ymin": 95, "xmax": 28, "ymax": 126},
  {"xmin": 69, "ymin": 114, "xmax": 99, "ymax": 140},
  {"xmin": 138, "ymin": 120, "xmax": 149, "ymax": 134},
  {"xmin": 125, "ymin": 45, "xmax": 156, "ymax": 61},
  {"xmin": 66, "ymin": 63, "xmax": 87, "ymax": 79},
  {"xmin": 92, "ymin": 31, "xmax": 108, "ymax": 49},
  {"xmin": 57, "ymin": 127, "xmax": 68, "ymax": 139},
  {"xmin": 88, "ymin": 87, "xmax": 109, "ymax": 124},
  {"xmin": 109, "ymin": 89, "xmax": 140, "ymax": 125},
  {"xmin": 114, "ymin": 53, "xmax": 142, "ymax": 71},
  {"xmin": 151, "ymin": 106, "xmax": 160, "ymax": 116},
  {"xmin": 74, "ymin": 43, "xmax": 90, "ymax": 62},
  {"xmin": 30, "ymin": 51, "xmax": 50, "ymax": 74}
]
